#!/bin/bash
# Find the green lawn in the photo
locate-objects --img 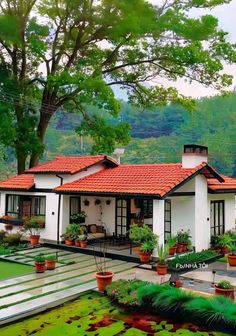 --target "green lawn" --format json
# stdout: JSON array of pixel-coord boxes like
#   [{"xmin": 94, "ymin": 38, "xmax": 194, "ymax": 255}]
[{"xmin": 0, "ymin": 260, "xmax": 33, "ymax": 280}]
